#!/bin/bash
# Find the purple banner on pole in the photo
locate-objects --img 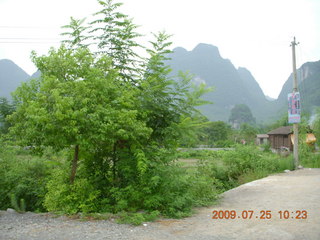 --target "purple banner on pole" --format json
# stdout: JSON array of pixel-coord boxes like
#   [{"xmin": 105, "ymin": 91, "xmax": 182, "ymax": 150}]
[{"xmin": 288, "ymin": 92, "xmax": 301, "ymax": 124}]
